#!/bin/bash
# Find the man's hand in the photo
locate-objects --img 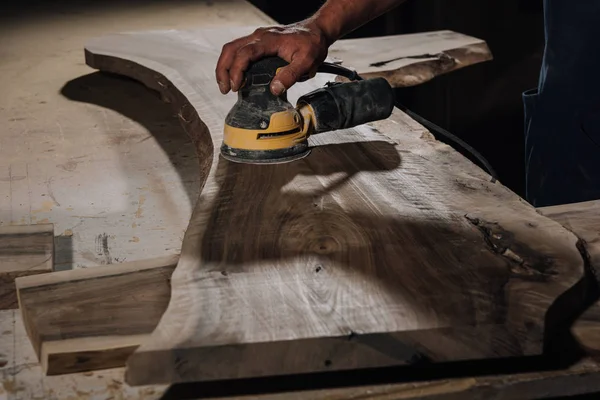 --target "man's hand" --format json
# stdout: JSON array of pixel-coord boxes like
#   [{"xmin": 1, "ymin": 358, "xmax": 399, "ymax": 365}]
[
  {"xmin": 215, "ymin": 0, "xmax": 405, "ymax": 96},
  {"xmin": 215, "ymin": 20, "xmax": 331, "ymax": 96}
]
